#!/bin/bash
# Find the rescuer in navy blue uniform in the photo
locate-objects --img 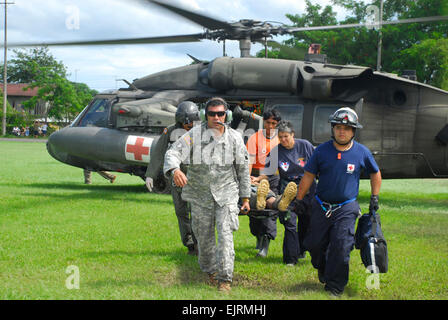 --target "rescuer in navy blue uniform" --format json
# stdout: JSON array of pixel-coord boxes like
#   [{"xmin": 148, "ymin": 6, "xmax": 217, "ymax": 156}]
[
  {"xmin": 296, "ymin": 107, "xmax": 382, "ymax": 296},
  {"xmin": 258, "ymin": 120, "xmax": 316, "ymax": 265}
]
